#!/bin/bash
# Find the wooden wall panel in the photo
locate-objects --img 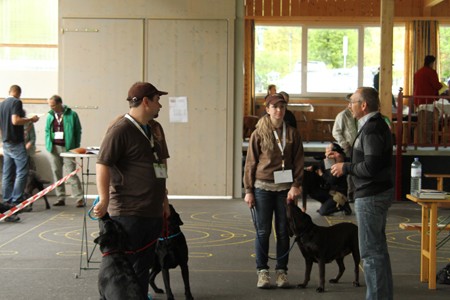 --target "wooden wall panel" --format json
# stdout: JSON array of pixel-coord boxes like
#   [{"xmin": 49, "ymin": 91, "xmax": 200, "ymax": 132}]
[
  {"xmin": 244, "ymin": 20, "xmax": 254, "ymax": 116},
  {"xmin": 255, "ymin": 0, "xmax": 263, "ymax": 16},
  {"xmin": 245, "ymin": 0, "xmax": 254, "ymax": 16},
  {"xmin": 264, "ymin": 0, "xmax": 272, "ymax": 16},
  {"xmin": 431, "ymin": 0, "xmax": 450, "ymax": 17},
  {"xmin": 281, "ymin": 0, "xmax": 290, "ymax": 16},
  {"xmin": 147, "ymin": 19, "xmax": 230, "ymax": 196},
  {"xmin": 245, "ymin": 0, "xmax": 450, "ymax": 18},
  {"xmin": 272, "ymin": 0, "xmax": 281, "ymax": 17}
]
